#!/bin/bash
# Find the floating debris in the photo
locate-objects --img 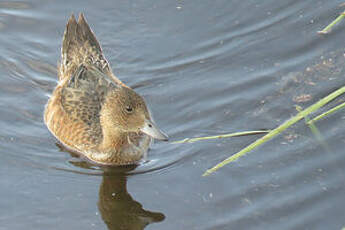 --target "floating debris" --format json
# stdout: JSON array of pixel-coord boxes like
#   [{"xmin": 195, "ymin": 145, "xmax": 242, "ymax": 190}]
[{"xmin": 293, "ymin": 94, "xmax": 312, "ymax": 103}]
